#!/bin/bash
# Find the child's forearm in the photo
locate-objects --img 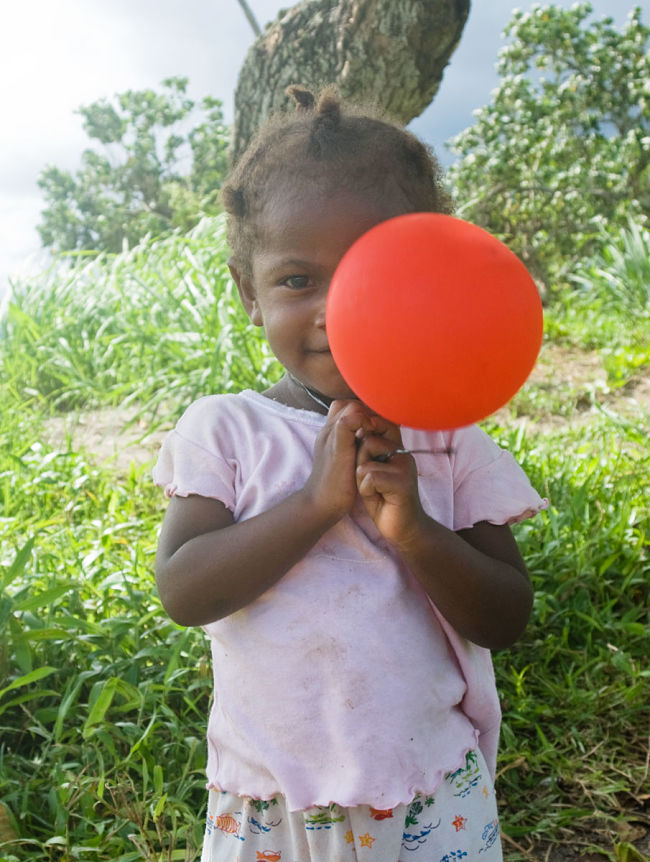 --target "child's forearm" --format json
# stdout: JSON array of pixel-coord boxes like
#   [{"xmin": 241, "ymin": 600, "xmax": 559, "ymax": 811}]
[
  {"xmin": 393, "ymin": 517, "xmax": 533, "ymax": 650},
  {"xmin": 156, "ymin": 401, "xmax": 381, "ymax": 628},
  {"xmin": 156, "ymin": 489, "xmax": 339, "ymax": 627}
]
